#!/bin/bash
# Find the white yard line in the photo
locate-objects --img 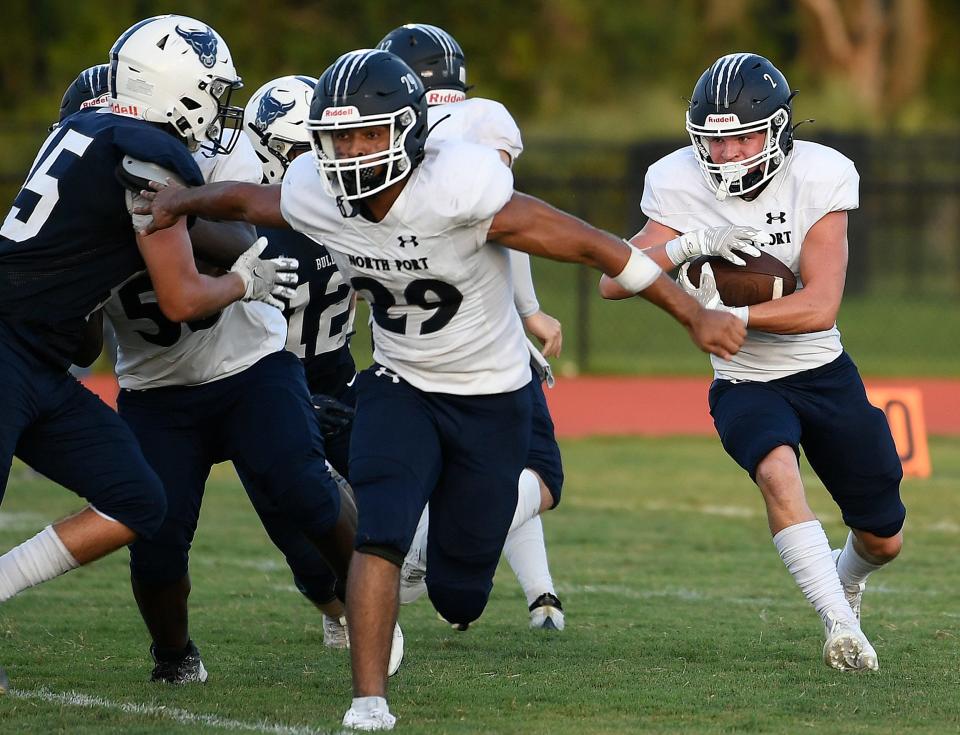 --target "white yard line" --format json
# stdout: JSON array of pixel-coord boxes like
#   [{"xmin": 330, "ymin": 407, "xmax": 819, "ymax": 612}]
[{"xmin": 8, "ymin": 687, "xmax": 332, "ymax": 735}]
